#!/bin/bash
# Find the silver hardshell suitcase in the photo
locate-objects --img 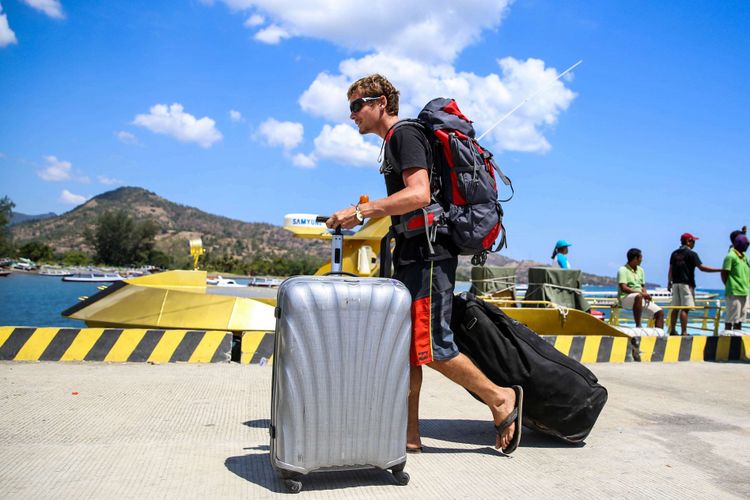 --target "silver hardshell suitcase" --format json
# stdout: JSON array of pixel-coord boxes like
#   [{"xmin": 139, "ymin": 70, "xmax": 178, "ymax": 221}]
[{"xmin": 270, "ymin": 274, "xmax": 412, "ymax": 493}]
